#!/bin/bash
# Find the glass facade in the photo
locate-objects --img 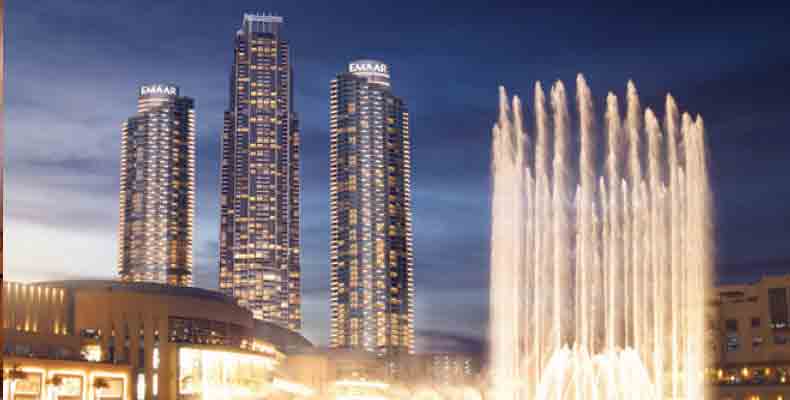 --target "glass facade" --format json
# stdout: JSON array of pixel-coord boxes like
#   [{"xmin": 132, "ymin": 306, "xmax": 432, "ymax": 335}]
[
  {"xmin": 329, "ymin": 60, "xmax": 414, "ymax": 356},
  {"xmin": 177, "ymin": 347, "xmax": 278, "ymax": 400},
  {"xmin": 219, "ymin": 14, "xmax": 301, "ymax": 330},
  {"xmin": 1, "ymin": 363, "xmax": 129, "ymax": 400},
  {"xmin": 118, "ymin": 84, "xmax": 196, "ymax": 286}
]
